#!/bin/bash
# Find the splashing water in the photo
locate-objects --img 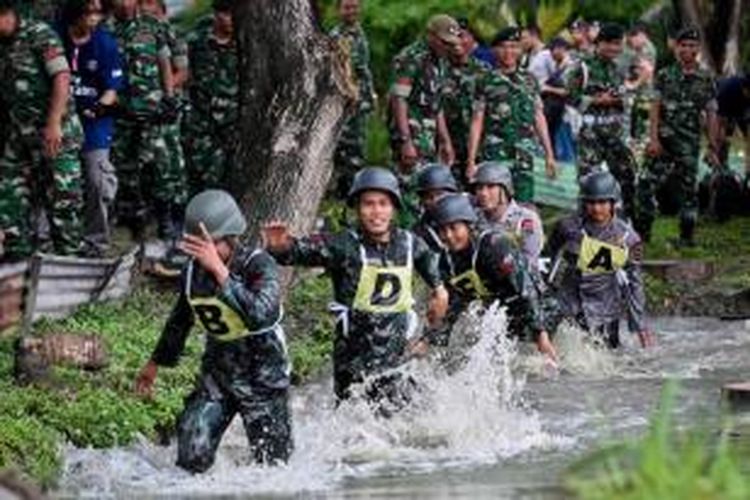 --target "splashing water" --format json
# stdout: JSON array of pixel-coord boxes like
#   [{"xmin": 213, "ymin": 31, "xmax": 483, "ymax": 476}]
[{"xmin": 56, "ymin": 304, "xmax": 572, "ymax": 498}]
